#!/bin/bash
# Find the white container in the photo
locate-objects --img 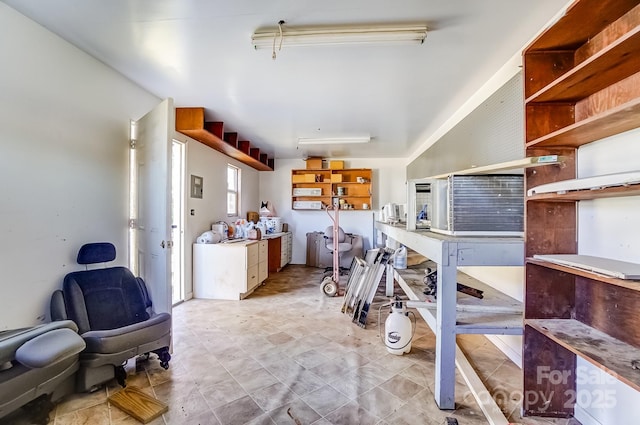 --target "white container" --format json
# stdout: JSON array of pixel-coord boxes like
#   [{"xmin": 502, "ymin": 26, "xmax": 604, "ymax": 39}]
[
  {"xmin": 211, "ymin": 223, "xmax": 227, "ymax": 240},
  {"xmin": 293, "ymin": 201, "xmax": 322, "ymax": 210},
  {"xmin": 293, "ymin": 188, "xmax": 322, "ymax": 196},
  {"xmin": 260, "ymin": 217, "xmax": 283, "ymax": 234},
  {"xmin": 385, "ymin": 303, "xmax": 412, "ymax": 355},
  {"xmin": 394, "ymin": 246, "xmax": 407, "ymax": 269}
]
